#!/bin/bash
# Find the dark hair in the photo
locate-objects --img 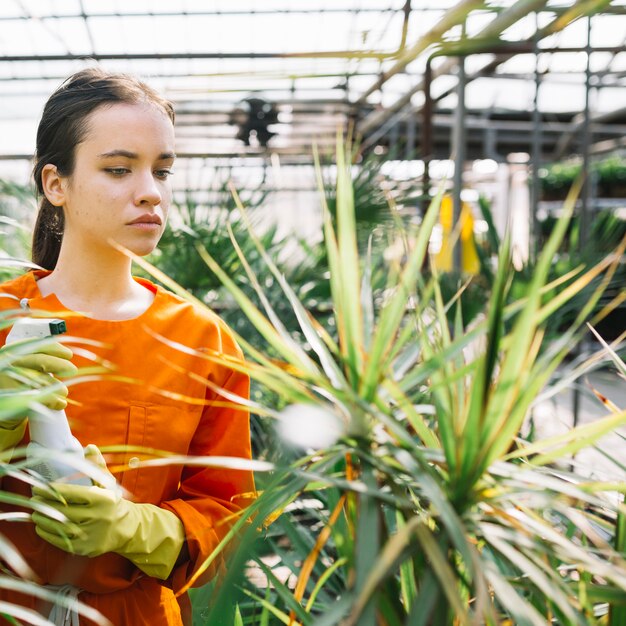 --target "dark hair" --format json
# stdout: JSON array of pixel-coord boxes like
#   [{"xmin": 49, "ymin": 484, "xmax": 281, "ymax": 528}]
[{"xmin": 32, "ymin": 68, "xmax": 175, "ymax": 270}]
